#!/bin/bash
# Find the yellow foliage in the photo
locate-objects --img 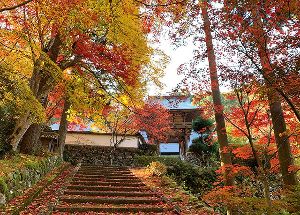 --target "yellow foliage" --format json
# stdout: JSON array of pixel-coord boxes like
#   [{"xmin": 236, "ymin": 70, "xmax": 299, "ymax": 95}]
[
  {"xmin": 0, "ymin": 0, "xmax": 165, "ymax": 132},
  {"xmin": 0, "ymin": 63, "xmax": 45, "ymax": 123},
  {"xmin": 147, "ymin": 161, "xmax": 167, "ymax": 177}
]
